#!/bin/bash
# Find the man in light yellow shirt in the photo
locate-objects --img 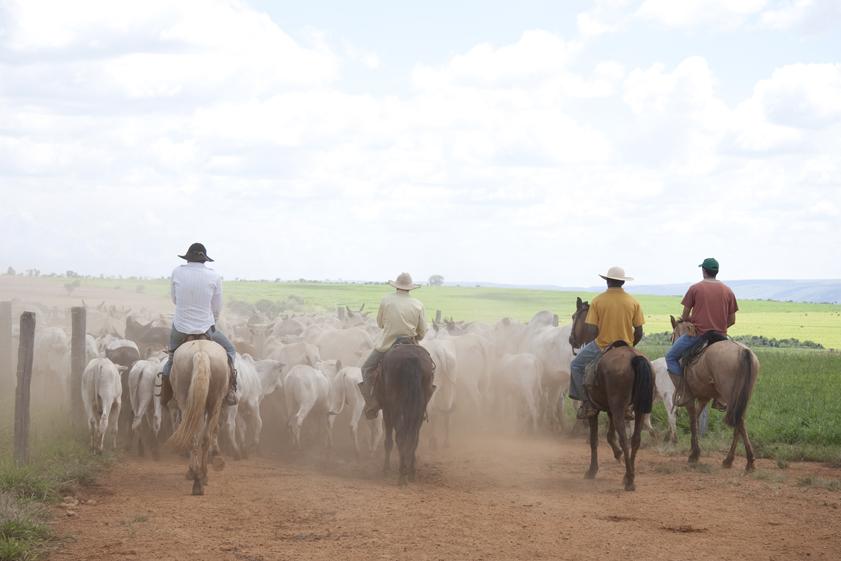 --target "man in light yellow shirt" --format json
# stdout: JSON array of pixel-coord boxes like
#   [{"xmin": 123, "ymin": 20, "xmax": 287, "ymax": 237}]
[
  {"xmin": 359, "ymin": 272, "xmax": 428, "ymax": 419},
  {"xmin": 569, "ymin": 266, "xmax": 645, "ymax": 419}
]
